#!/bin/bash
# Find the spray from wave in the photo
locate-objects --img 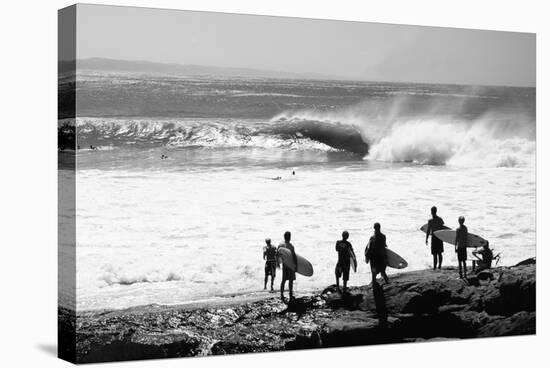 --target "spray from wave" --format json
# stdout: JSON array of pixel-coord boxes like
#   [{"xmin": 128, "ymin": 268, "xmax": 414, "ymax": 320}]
[
  {"xmin": 274, "ymin": 95, "xmax": 535, "ymax": 168},
  {"xmin": 368, "ymin": 118, "xmax": 535, "ymax": 167}
]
